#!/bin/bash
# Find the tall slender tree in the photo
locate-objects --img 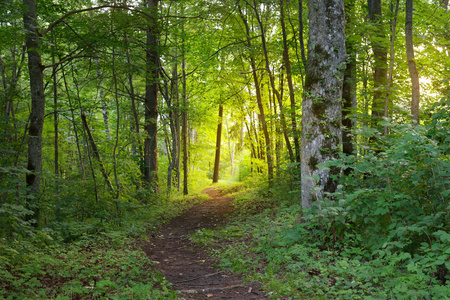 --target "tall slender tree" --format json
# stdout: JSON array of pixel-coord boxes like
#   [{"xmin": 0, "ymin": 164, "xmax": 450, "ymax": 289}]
[
  {"xmin": 280, "ymin": 0, "xmax": 300, "ymax": 163},
  {"xmin": 212, "ymin": 103, "xmax": 224, "ymax": 183},
  {"xmin": 238, "ymin": 3, "xmax": 274, "ymax": 186},
  {"xmin": 251, "ymin": 0, "xmax": 294, "ymax": 164},
  {"xmin": 368, "ymin": 0, "xmax": 388, "ymax": 131},
  {"xmin": 181, "ymin": 8, "xmax": 188, "ymax": 194},
  {"xmin": 384, "ymin": 0, "xmax": 400, "ymax": 136},
  {"xmin": 405, "ymin": 0, "xmax": 420, "ymax": 124},
  {"xmin": 23, "ymin": 0, "xmax": 45, "ymax": 223},
  {"xmin": 342, "ymin": 0, "xmax": 357, "ymax": 155}
]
